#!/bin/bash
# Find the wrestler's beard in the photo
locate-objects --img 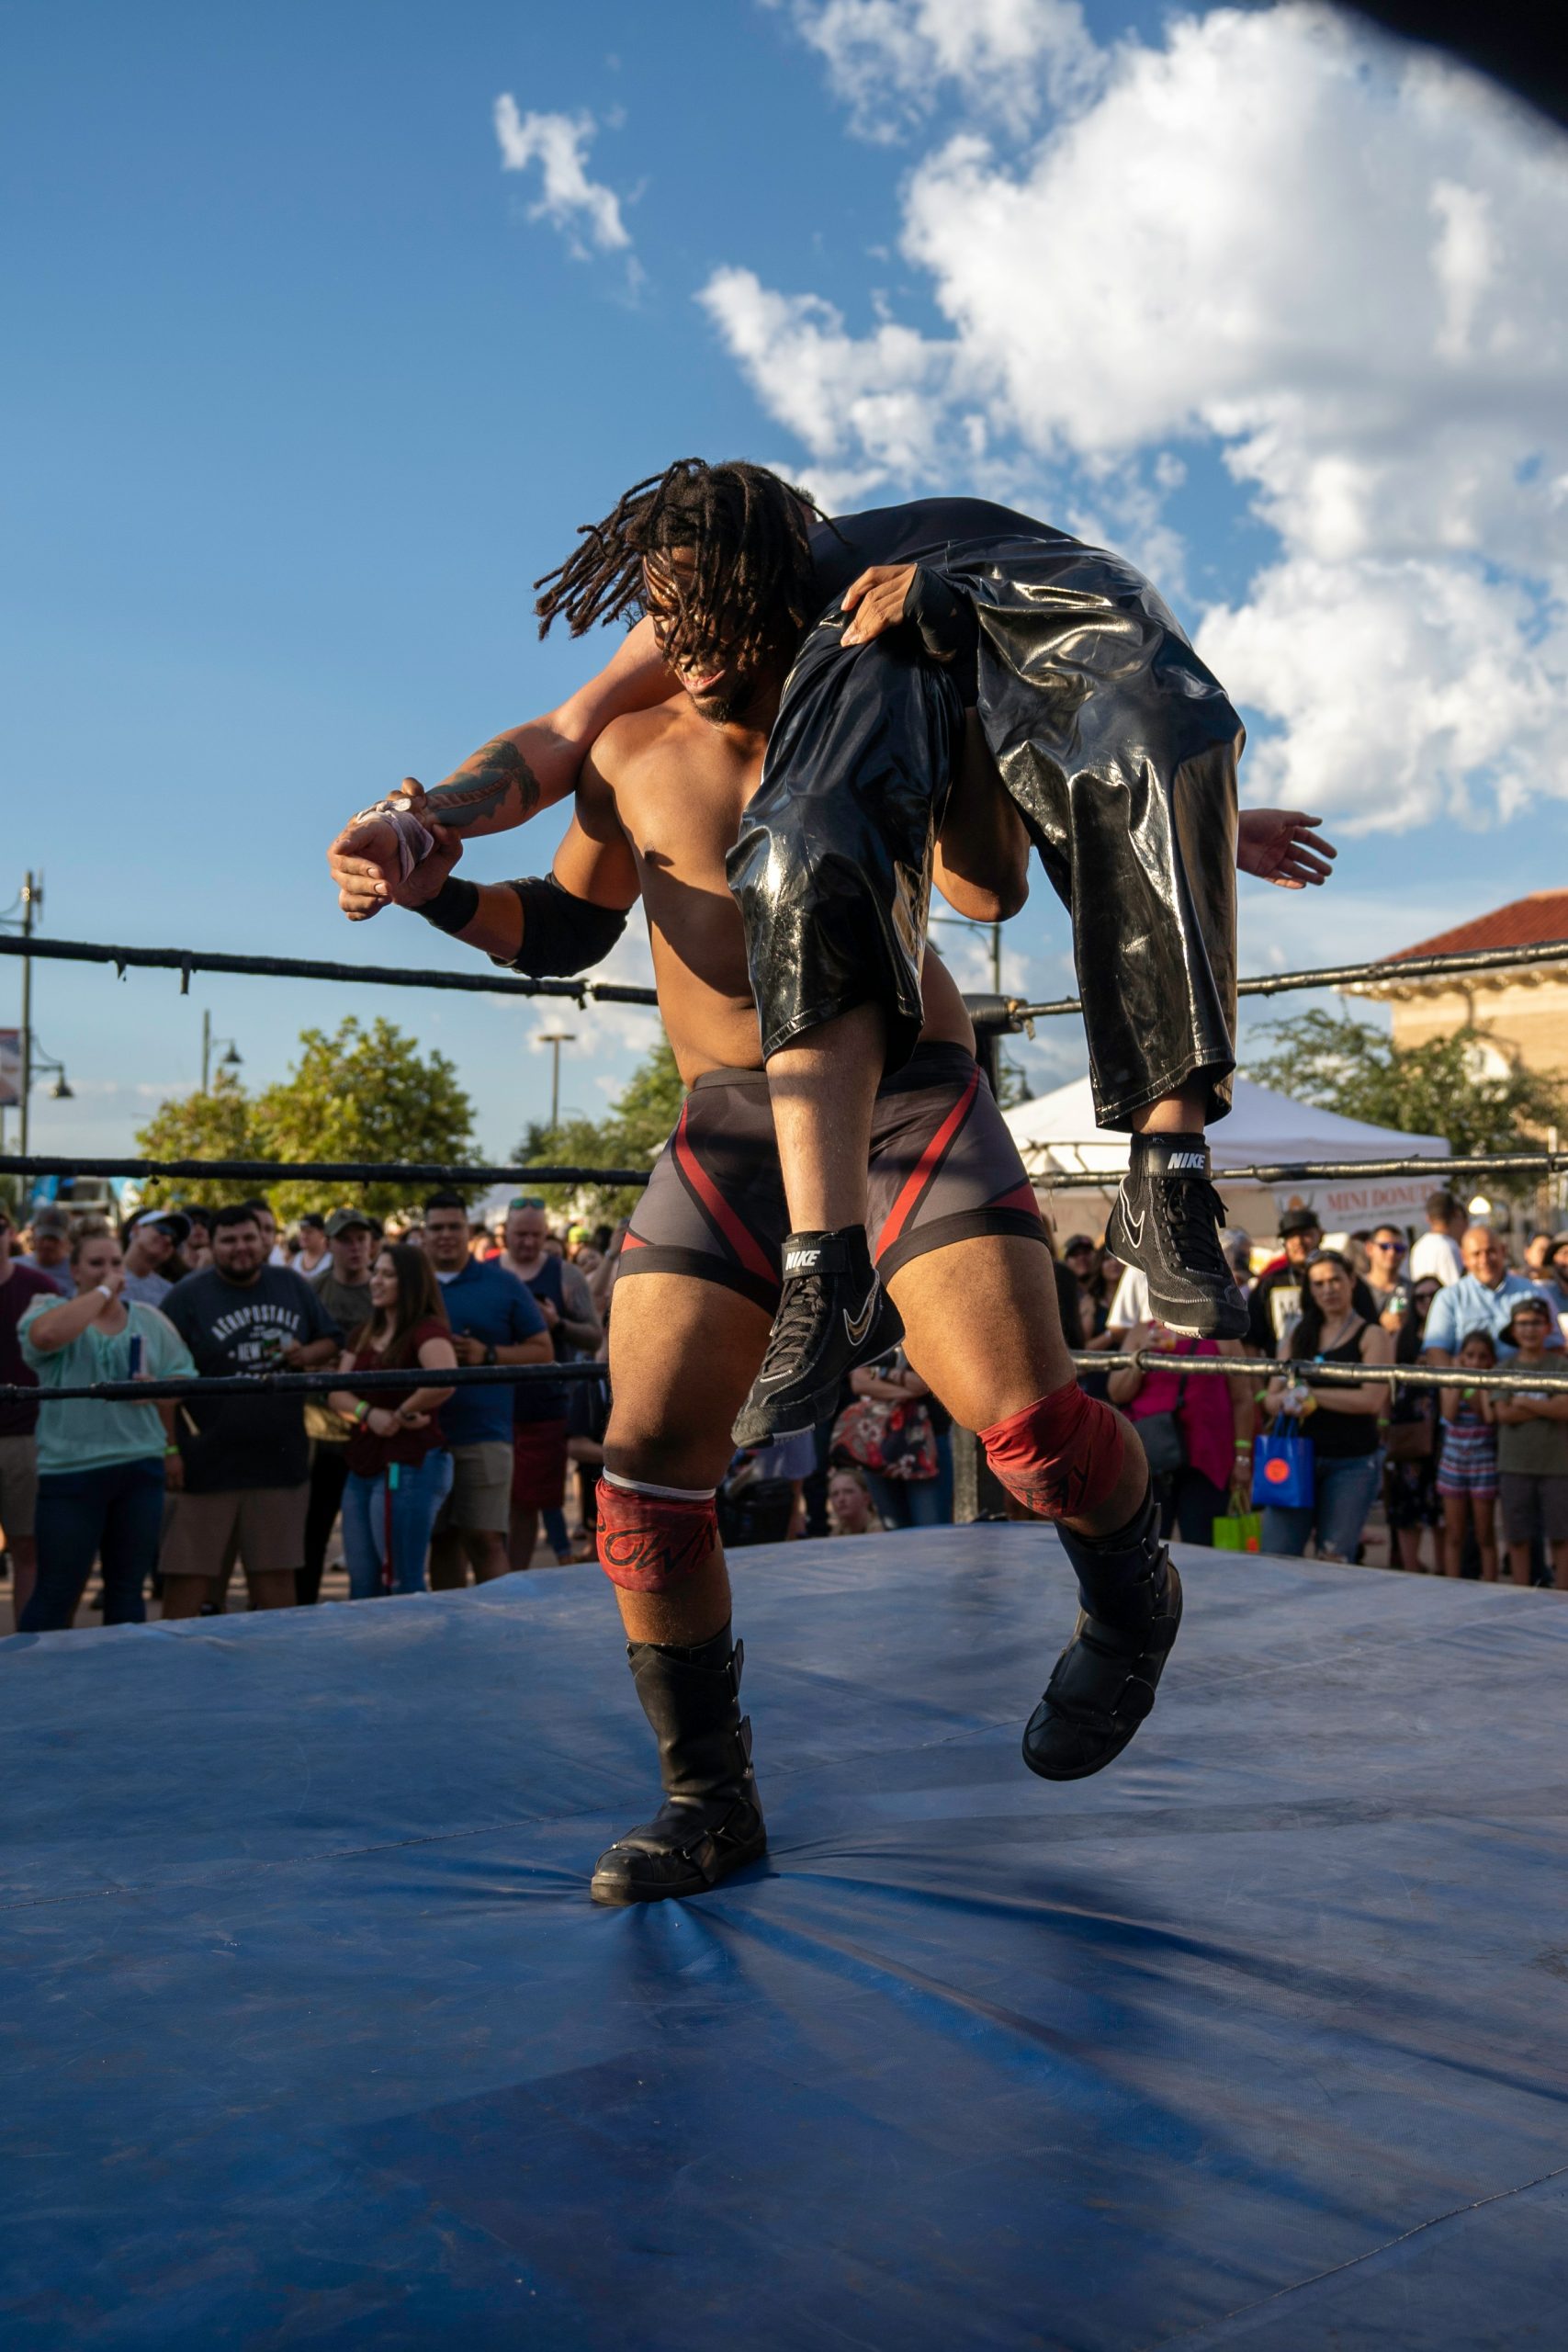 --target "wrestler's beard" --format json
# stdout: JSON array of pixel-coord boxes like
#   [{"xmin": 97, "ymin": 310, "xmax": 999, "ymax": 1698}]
[
  {"xmin": 686, "ymin": 653, "xmax": 784, "ymax": 730},
  {"xmin": 692, "ymin": 678, "xmax": 759, "ymax": 727}
]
